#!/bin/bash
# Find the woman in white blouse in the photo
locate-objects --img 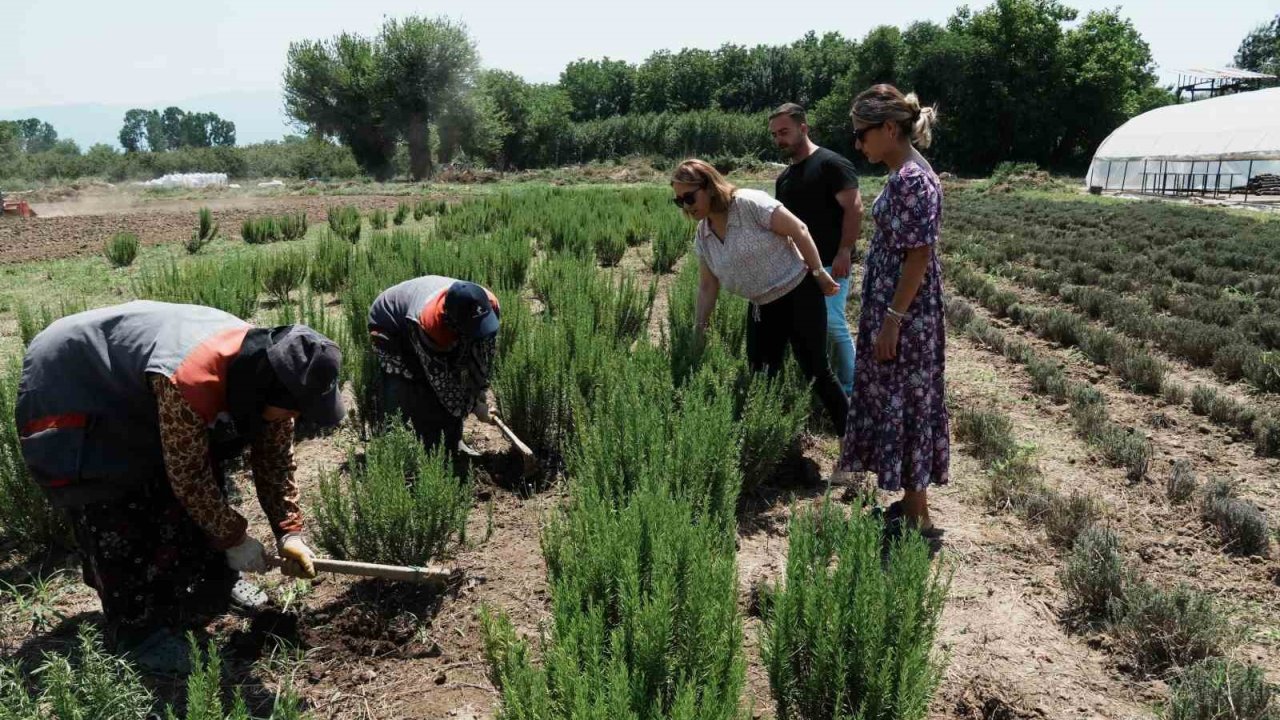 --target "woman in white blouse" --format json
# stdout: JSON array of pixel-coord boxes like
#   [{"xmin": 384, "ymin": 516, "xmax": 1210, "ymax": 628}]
[{"xmin": 673, "ymin": 158, "xmax": 849, "ymax": 433}]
